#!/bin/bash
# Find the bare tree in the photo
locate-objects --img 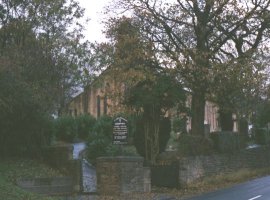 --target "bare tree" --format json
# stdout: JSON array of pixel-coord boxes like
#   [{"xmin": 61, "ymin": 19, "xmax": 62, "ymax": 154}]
[{"xmin": 109, "ymin": 0, "xmax": 270, "ymax": 135}]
